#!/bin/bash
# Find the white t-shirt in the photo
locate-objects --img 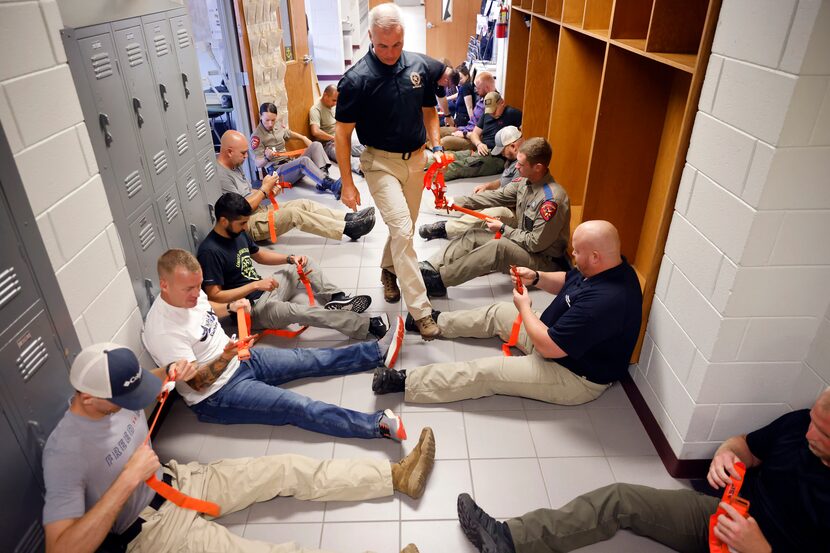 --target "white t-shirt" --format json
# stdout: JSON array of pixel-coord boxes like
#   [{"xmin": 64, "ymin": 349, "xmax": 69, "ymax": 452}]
[{"xmin": 143, "ymin": 291, "xmax": 240, "ymax": 405}]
